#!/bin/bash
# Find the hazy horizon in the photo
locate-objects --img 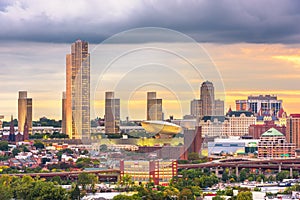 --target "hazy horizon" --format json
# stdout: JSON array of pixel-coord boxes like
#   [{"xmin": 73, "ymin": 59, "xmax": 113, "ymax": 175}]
[{"xmin": 1, "ymin": 1, "xmax": 300, "ymax": 121}]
